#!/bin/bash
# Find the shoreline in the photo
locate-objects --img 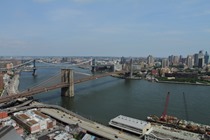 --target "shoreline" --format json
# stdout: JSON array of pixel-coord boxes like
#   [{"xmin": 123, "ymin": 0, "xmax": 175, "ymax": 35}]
[
  {"xmin": 111, "ymin": 74, "xmax": 142, "ymax": 80},
  {"xmin": 111, "ymin": 74, "xmax": 210, "ymax": 86},
  {"xmin": 157, "ymin": 80, "xmax": 210, "ymax": 86},
  {"xmin": 7, "ymin": 74, "xmax": 20, "ymax": 95}
]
